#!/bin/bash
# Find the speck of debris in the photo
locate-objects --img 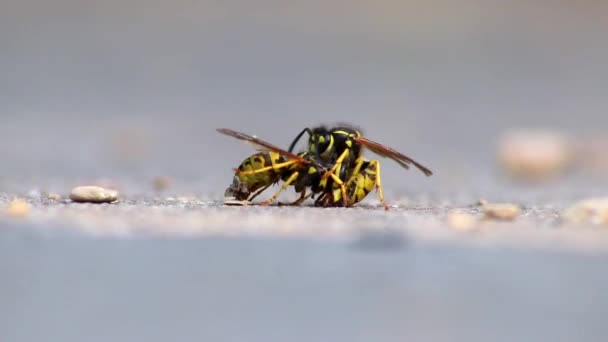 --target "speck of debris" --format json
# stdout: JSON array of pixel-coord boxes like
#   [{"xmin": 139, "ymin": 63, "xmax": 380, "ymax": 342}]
[
  {"xmin": 562, "ymin": 198, "xmax": 608, "ymax": 226},
  {"xmin": 153, "ymin": 176, "xmax": 172, "ymax": 191},
  {"xmin": 6, "ymin": 199, "xmax": 31, "ymax": 218},
  {"xmin": 447, "ymin": 210, "xmax": 478, "ymax": 231},
  {"xmin": 482, "ymin": 203, "xmax": 521, "ymax": 221}
]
